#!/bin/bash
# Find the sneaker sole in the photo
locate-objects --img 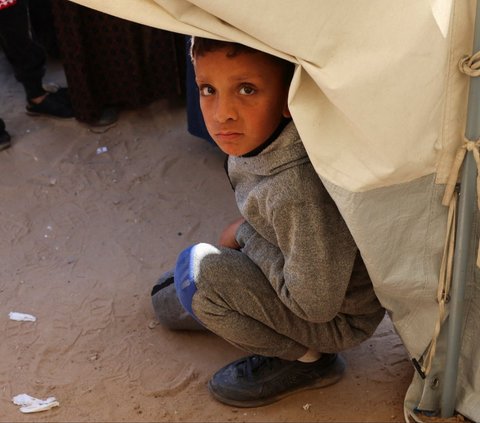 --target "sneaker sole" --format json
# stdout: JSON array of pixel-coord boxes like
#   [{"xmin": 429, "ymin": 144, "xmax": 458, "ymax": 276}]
[{"xmin": 208, "ymin": 354, "xmax": 346, "ymax": 408}]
